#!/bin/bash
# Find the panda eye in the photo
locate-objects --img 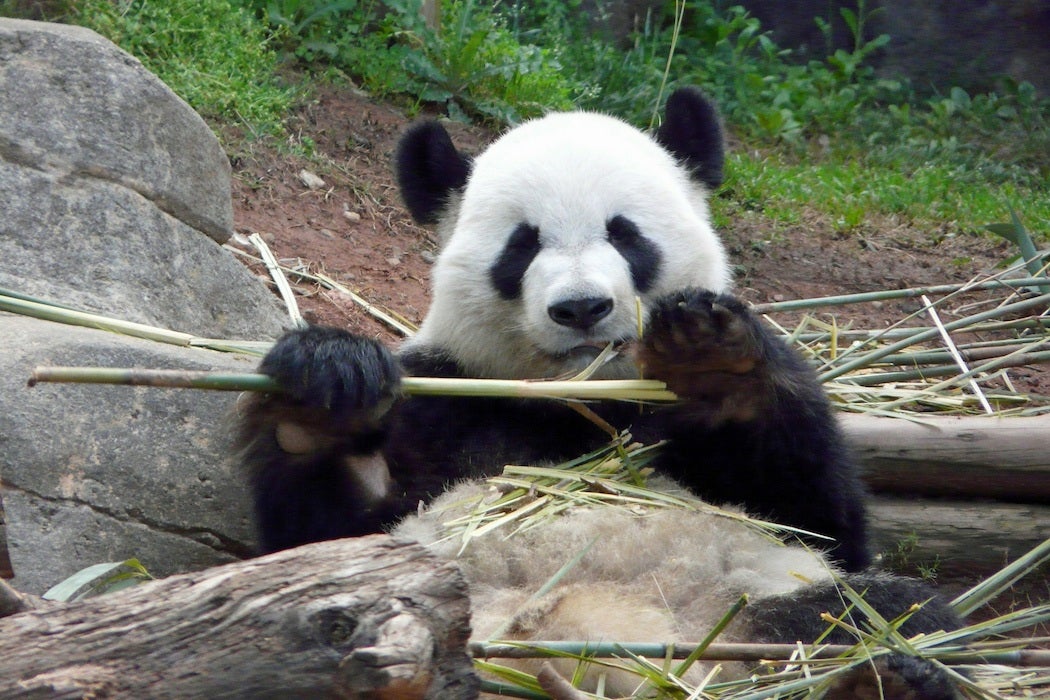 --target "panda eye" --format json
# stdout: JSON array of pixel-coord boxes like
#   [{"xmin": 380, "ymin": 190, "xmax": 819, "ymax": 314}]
[
  {"xmin": 490, "ymin": 223, "xmax": 541, "ymax": 300},
  {"xmin": 506, "ymin": 223, "xmax": 540, "ymax": 252},
  {"xmin": 606, "ymin": 215, "xmax": 640, "ymax": 244},
  {"xmin": 606, "ymin": 215, "xmax": 661, "ymax": 293}
]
